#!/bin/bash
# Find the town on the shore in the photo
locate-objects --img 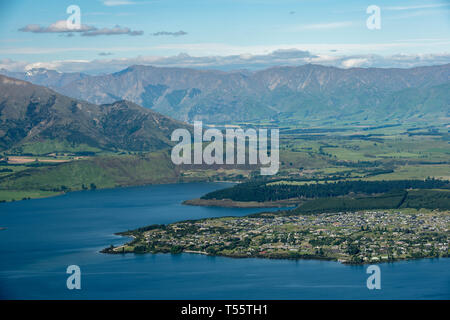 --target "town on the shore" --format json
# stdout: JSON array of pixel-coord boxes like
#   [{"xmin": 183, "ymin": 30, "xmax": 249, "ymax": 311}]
[{"xmin": 105, "ymin": 210, "xmax": 449, "ymax": 264}]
